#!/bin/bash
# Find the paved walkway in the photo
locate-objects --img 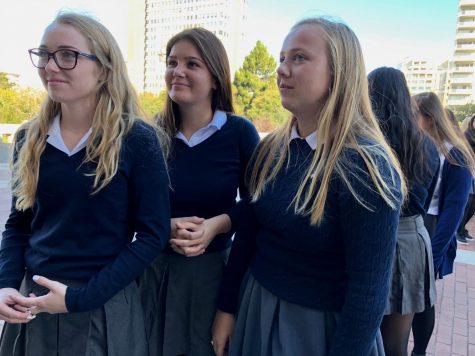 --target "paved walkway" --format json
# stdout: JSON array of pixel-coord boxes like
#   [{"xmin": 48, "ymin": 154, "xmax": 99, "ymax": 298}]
[{"xmin": 1, "ymin": 164, "xmax": 475, "ymax": 354}]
